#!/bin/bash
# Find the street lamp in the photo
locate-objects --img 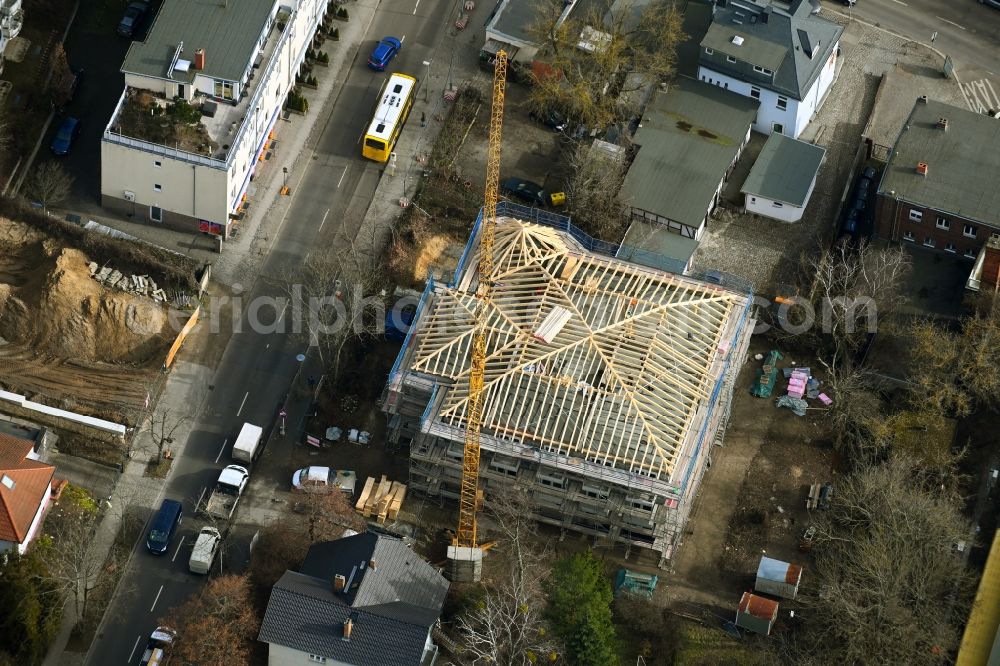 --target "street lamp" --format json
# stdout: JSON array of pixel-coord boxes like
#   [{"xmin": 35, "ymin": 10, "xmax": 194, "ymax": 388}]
[
  {"xmin": 282, "ymin": 166, "xmax": 289, "ymax": 195},
  {"xmin": 423, "ymin": 60, "xmax": 431, "ymax": 102}
]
